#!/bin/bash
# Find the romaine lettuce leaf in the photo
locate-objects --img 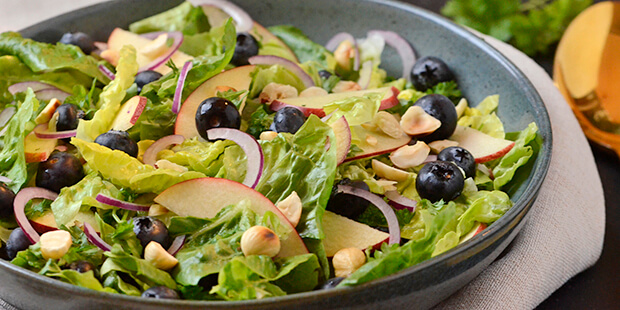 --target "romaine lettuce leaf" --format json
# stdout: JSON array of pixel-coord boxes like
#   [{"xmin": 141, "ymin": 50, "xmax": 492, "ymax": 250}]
[
  {"xmin": 267, "ymin": 25, "xmax": 335, "ymax": 69},
  {"xmin": 159, "ymin": 138, "xmax": 234, "ymax": 176},
  {"xmin": 101, "ymin": 244, "xmax": 177, "ymax": 290},
  {"xmin": 76, "ymin": 45, "xmax": 138, "ymax": 142},
  {"xmin": 128, "ymin": 1, "xmax": 210, "ymax": 35},
  {"xmin": 323, "ymin": 92, "xmax": 382, "ymax": 126},
  {"xmin": 492, "ymin": 122, "xmax": 538, "ymax": 189},
  {"xmin": 248, "ymin": 65, "xmax": 306, "ymax": 98},
  {"xmin": 72, "ymin": 138, "xmax": 205, "ymax": 193}
]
